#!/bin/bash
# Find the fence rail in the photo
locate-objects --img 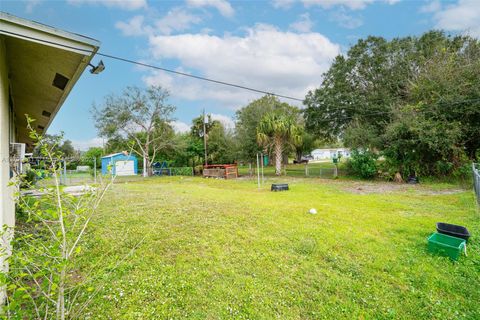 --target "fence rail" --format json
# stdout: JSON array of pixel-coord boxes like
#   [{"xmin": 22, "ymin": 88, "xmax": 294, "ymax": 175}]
[
  {"xmin": 64, "ymin": 169, "xmax": 98, "ymax": 186},
  {"xmin": 473, "ymin": 163, "xmax": 480, "ymax": 206},
  {"xmin": 170, "ymin": 167, "xmax": 194, "ymax": 176},
  {"xmin": 238, "ymin": 162, "xmax": 341, "ymax": 179},
  {"xmin": 56, "ymin": 167, "xmax": 194, "ymax": 186},
  {"xmin": 55, "ymin": 163, "xmax": 343, "ymax": 186}
]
